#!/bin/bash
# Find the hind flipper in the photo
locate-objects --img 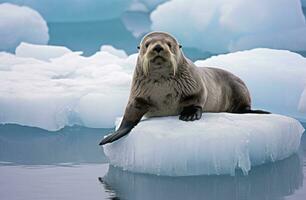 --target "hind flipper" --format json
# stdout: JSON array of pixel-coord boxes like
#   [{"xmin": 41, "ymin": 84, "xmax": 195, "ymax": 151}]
[{"xmin": 234, "ymin": 107, "xmax": 271, "ymax": 114}]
